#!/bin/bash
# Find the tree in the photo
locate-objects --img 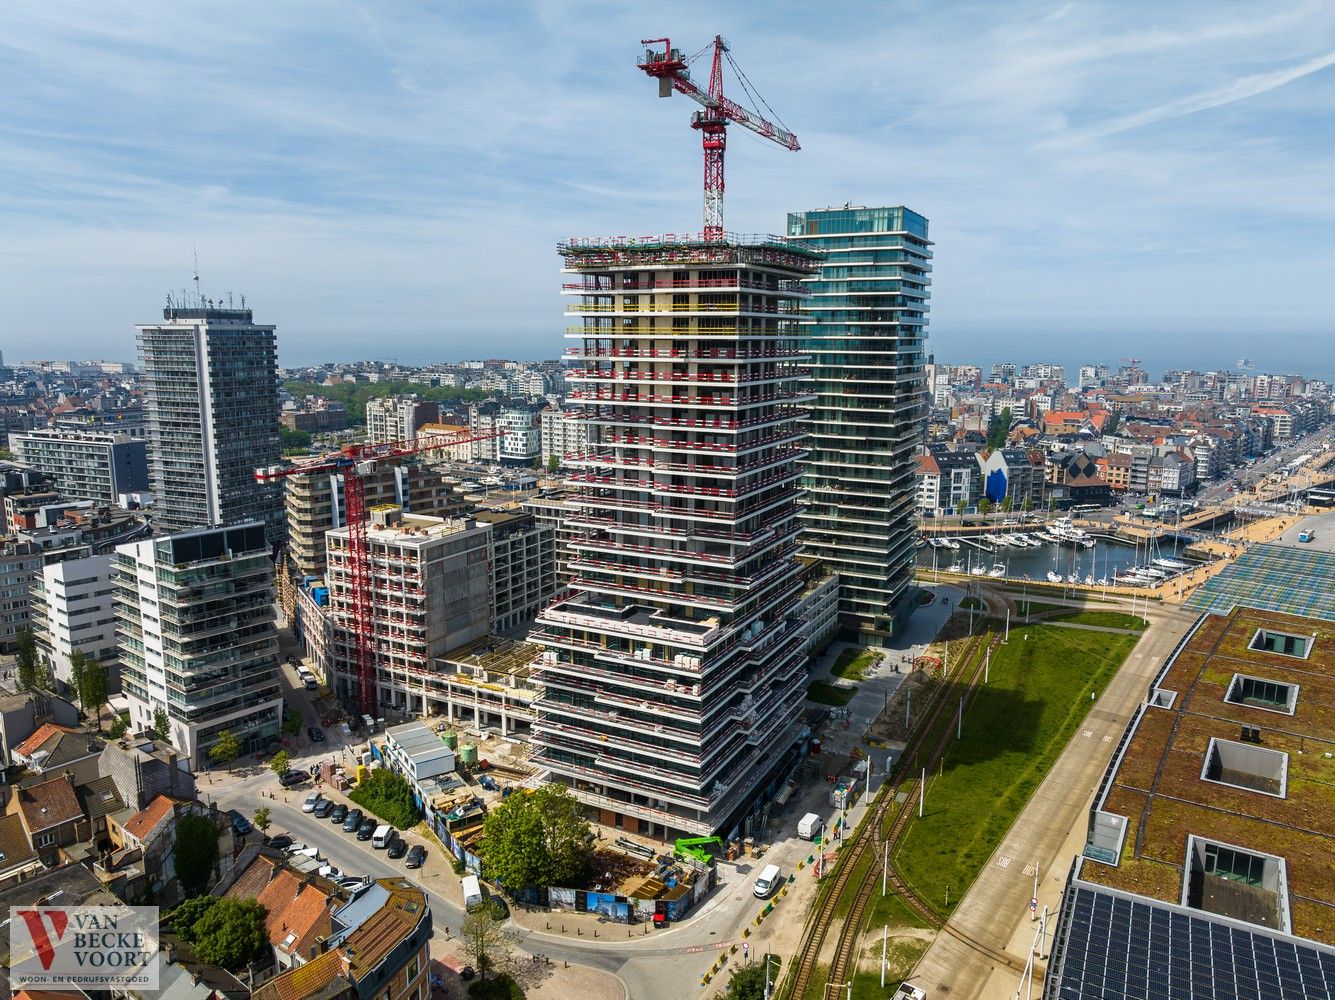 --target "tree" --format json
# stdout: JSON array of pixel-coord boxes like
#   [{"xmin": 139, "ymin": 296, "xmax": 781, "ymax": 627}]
[
  {"xmin": 282, "ymin": 714, "xmax": 303, "ymax": 736},
  {"xmin": 954, "ymin": 499, "xmax": 967, "ymax": 517},
  {"xmin": 714, "ymin": 955, "xmax": 781, "ymax": 1000},
  {"xmin": 1104, "ymin": 410, "xmax": 1122, "ymax": 436},
  {"xmin": 69, "ymin": 650, "xmax": 87, "ymax": 715},
  {"xmin": 348, "ymin": 768, "xmax": 420, "ymax": 829},
  {"xmin": 986, "ymin": 407, "xmax": 1013, "ymax": 450},
  {"xmin": 252, "ymin": 807, "xmax": 271, "ymax": 836},
  {"xmin": 15, "ymin": 628, "xmax": 41, "ymax": 692},
  {"xmin": 269, "ymin": 750, "xmax": 292, "ymax": 777},
  {"xmin": 482, "ymin": 784, "xmax": 592, "ymax": 890},
  {"xmin": 1001, "ymin": 496, "xmax": 1014, "ymax": 514},
  {"xmin": 173, "ymin": 813, "xmax": 220, "ymax": 898},
  {"xmin": 209, "ymin": 729, "xmax": 242, "ymax": 764},
  {"xmin": 547, "ymin": 454, "xmax": 560, "ymax": 474},
  {"xmin": 109, "ymin": 715, "xmax": 130, "ymax": 739},
  {"xmin": 460, "ymin": 905, "xmax": 518, "ymax": 980},
  {"xmin": 192, "ymin": 898, "xmax": 269, "ymax": 969},
  {"xmin": 978, "ymin": 498, "xmax": 993, "ymax": 517},
  {"xmin": 171, "ymin": 895, "xmax": 218, "ymax": 943},
  {"xmin": 75, "ymin": 656, "xmax": 109, "ymax": 731},
  {"xmin": 151, "ymin": 706, "xmax": 171, "ymax": 741},
  {"xmin": 279, "ymin": 426, "xmax": 312, "ymax": 455},
  {"xmin": 1022, "ymin": 498, "xmax": 1035, "ymax": 513}
]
